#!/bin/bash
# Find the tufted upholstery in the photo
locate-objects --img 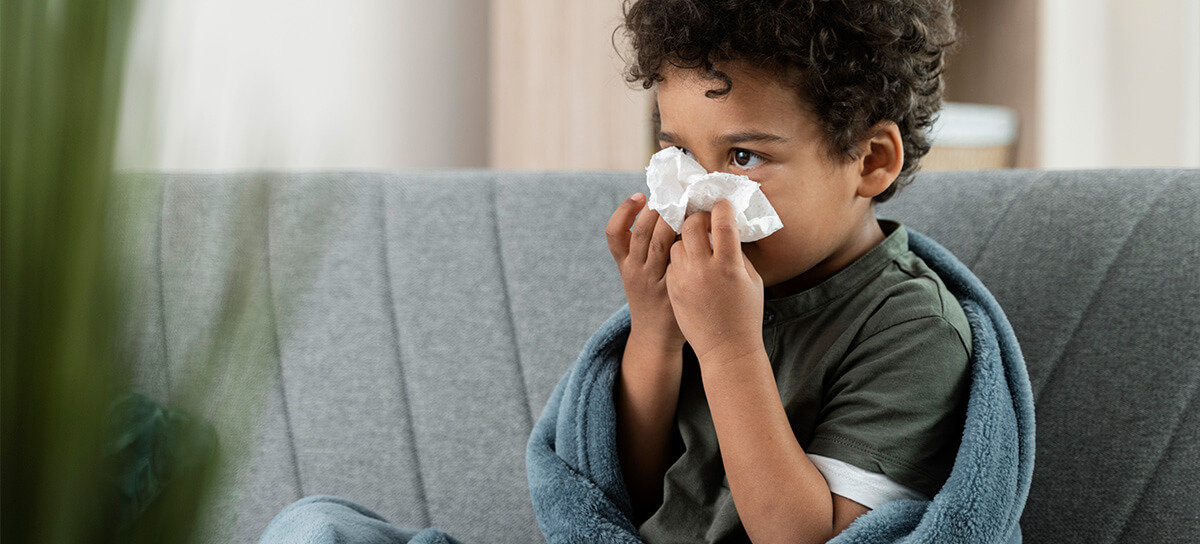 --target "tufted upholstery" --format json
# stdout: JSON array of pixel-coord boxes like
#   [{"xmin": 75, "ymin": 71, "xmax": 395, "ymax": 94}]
[{"xmin": 108, "ymin": 168, "xmax": 1199, "ymax": 544}]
